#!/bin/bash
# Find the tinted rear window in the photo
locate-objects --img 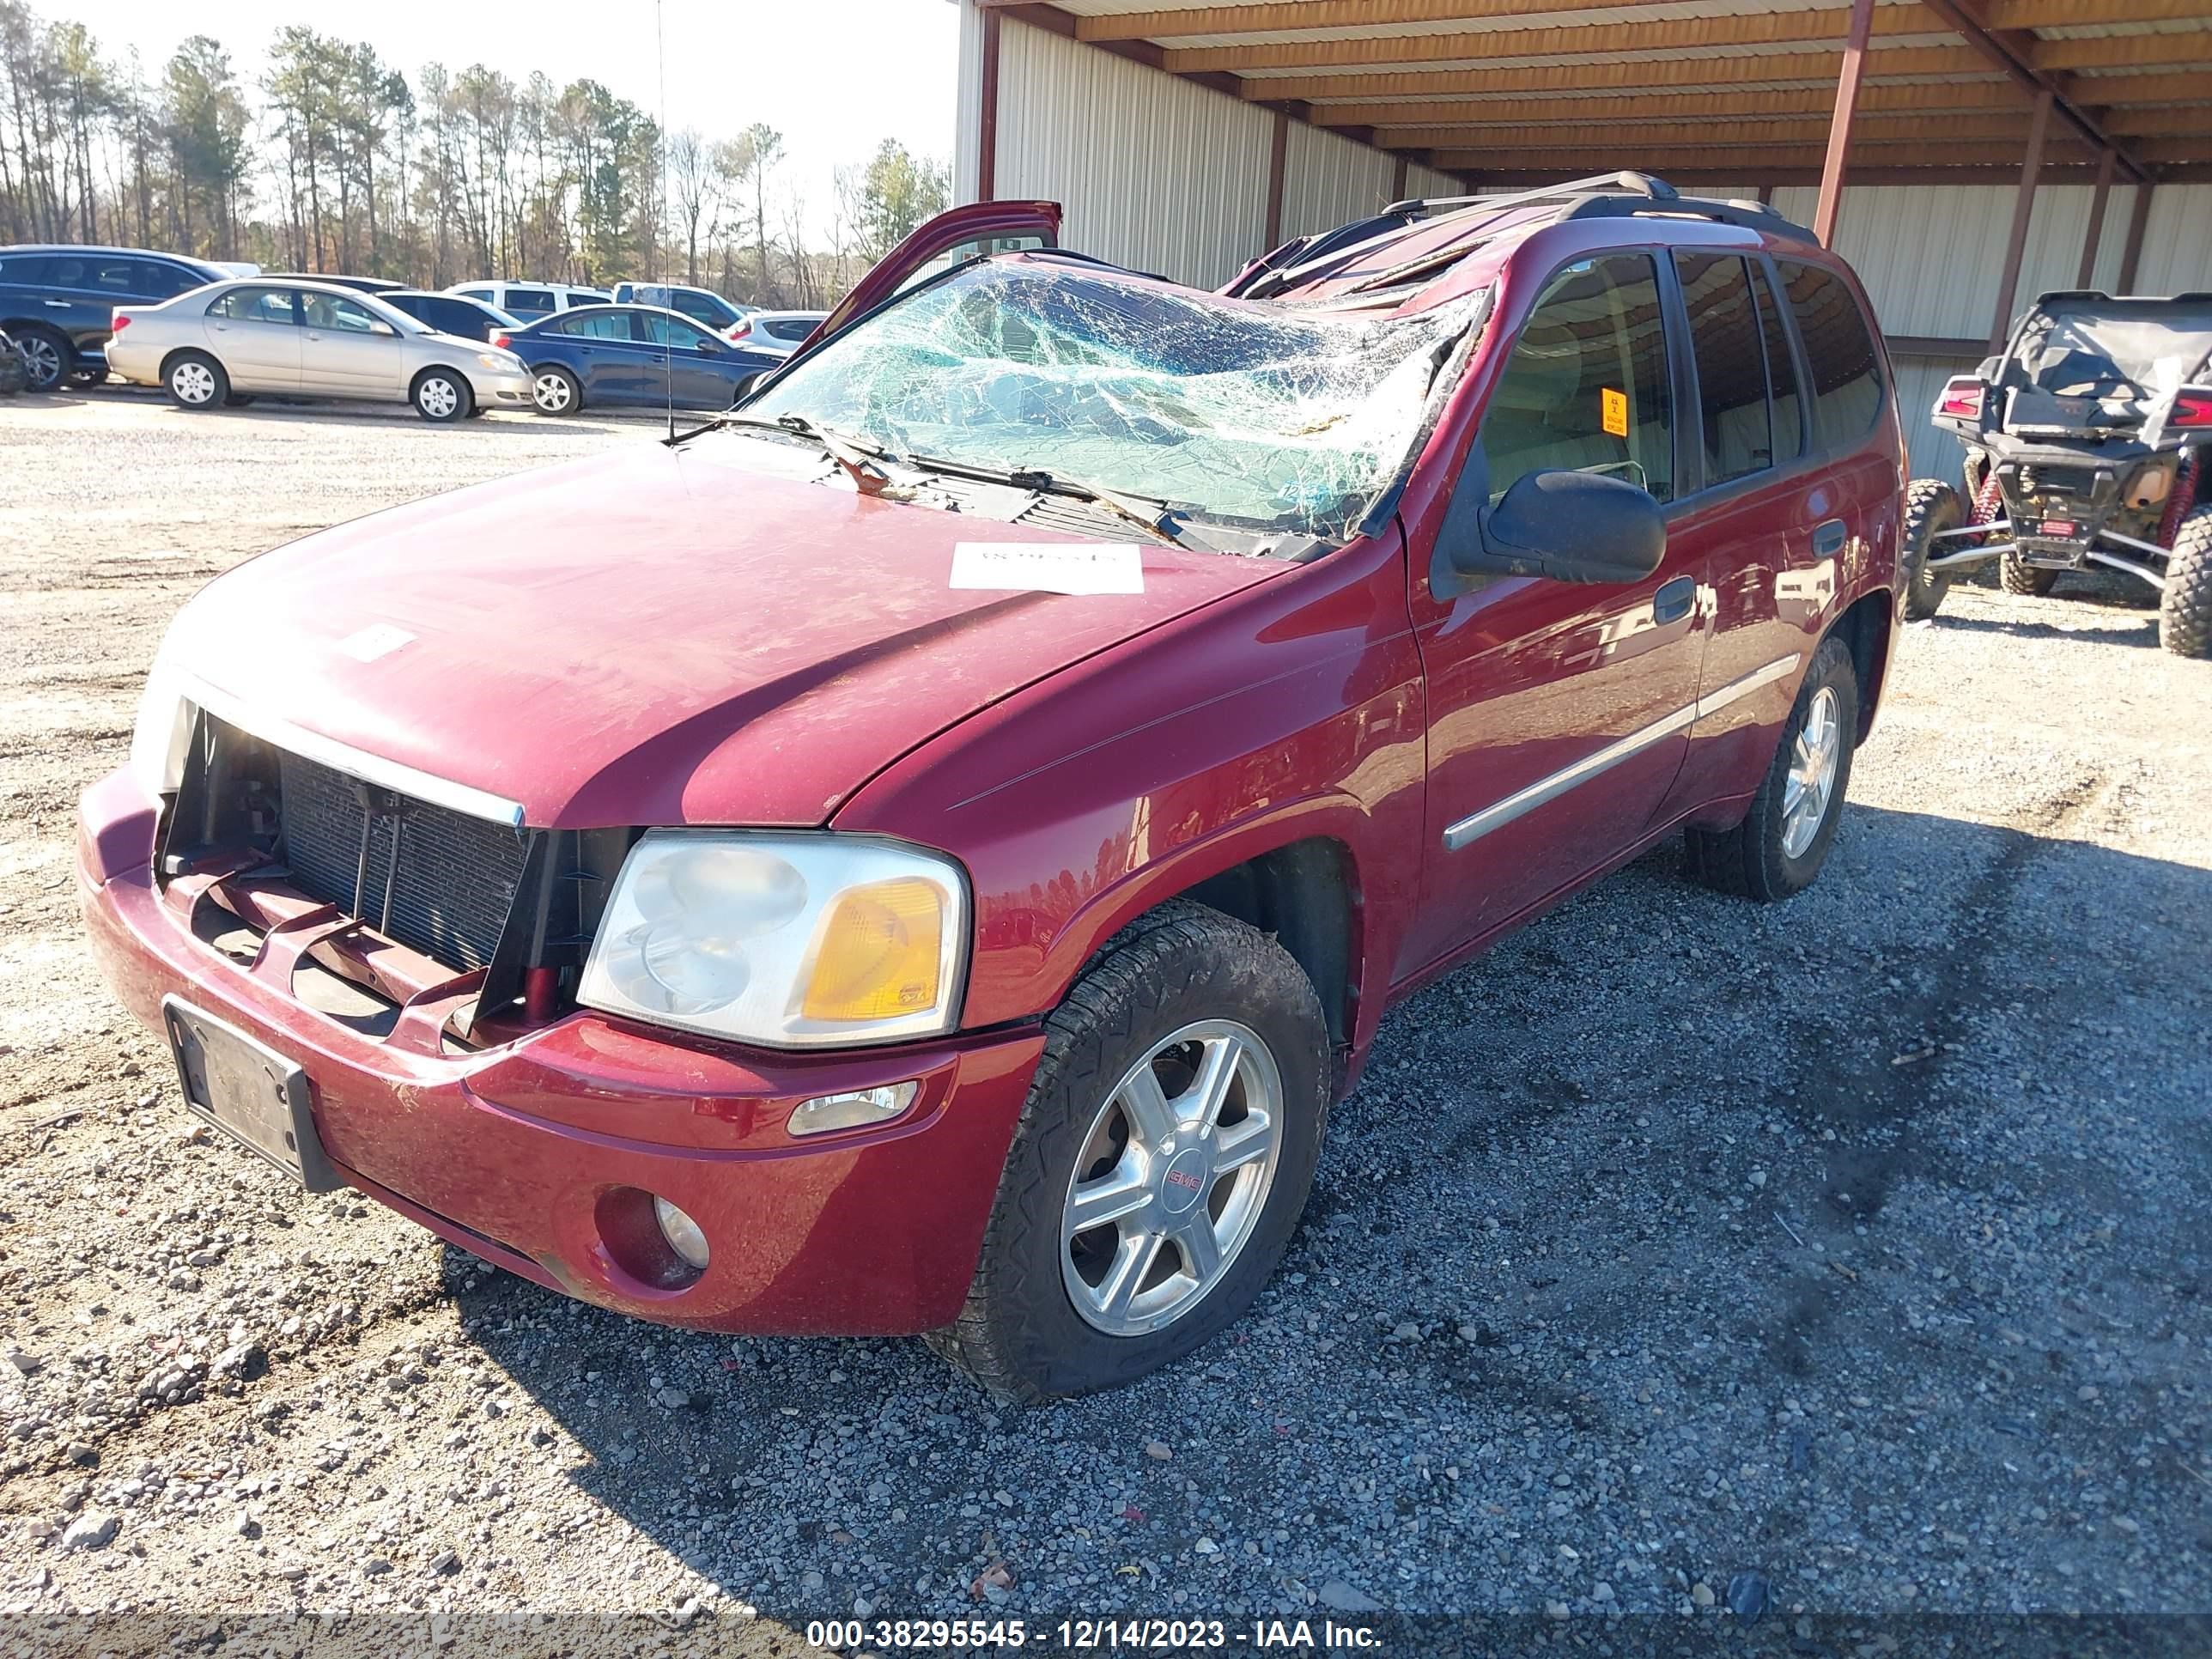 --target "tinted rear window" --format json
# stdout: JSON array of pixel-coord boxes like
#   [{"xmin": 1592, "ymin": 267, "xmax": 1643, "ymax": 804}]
[
  {"xmin": 507, "ymin": 289, "xmax": 555, "ymax": 313},
  {"xmin": 1778, "ymin": 260, "xmax": 1881, "ymax": 453},
  {"xmin": 1751, "ymin": 260, "xmax": 1805, "ymax": 465},
  {"xmin": 1675, "ymin": 252, "xmax": 1771, "ymax": 489},
  {"xmin": 0, "ymin": 255, "xmax": 50, "ymax": 283},
  {"xmin": 765, "ymin": 318, "xmax": 816, "ymax": 341},
  {"xmin": 137, "ymin": 262, "xmax": 207, "ymax": 300}
]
